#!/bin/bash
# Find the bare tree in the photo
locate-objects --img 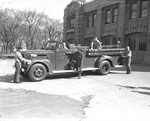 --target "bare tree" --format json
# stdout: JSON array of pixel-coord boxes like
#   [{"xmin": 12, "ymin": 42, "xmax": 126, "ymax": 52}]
[
  {"xmin": 19, "ymin": 9, "xmax": 44, "ymax": 49},
  {"xmin": 43, "ymin": 16, "xmax": 63, "ymax": 43},
  {"xmin": 0, "ymin": 8, "xmax": 63, "ymax": 53},
  {"xmin": 0, "ymin": 8, "xmax": 22, "ymax": 54}
]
